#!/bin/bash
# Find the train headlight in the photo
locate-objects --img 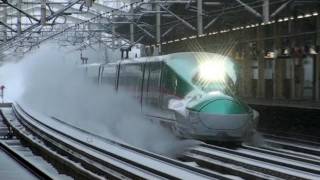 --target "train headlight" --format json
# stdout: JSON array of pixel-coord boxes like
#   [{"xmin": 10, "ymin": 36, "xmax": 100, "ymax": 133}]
[{"xmin": 198, "ymin": 60, "xmax": 225, "ymax": 82}]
